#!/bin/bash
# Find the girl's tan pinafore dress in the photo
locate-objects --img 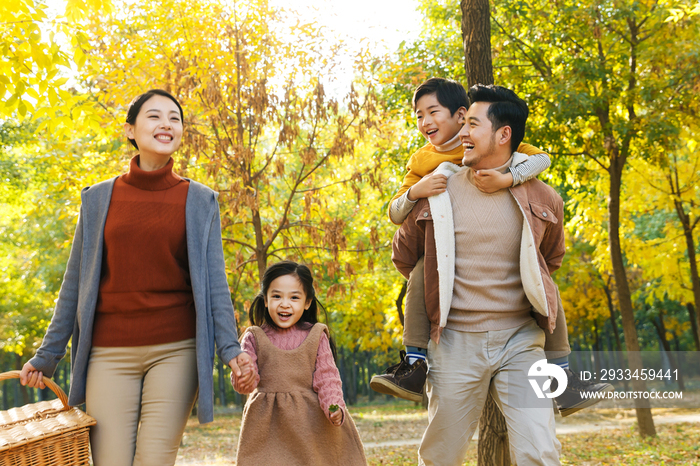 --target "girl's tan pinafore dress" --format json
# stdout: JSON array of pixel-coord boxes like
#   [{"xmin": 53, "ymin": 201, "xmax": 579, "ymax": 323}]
[{"xmin": 235, "ymin": 323, "xmax": 367, "ymax": 465}]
